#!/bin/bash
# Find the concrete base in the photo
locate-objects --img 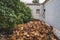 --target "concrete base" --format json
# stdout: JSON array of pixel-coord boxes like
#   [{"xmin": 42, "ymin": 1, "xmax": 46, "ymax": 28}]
[{"xmin": 53, "ymin": 28, "xmax": 60, "ymax": 39}]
